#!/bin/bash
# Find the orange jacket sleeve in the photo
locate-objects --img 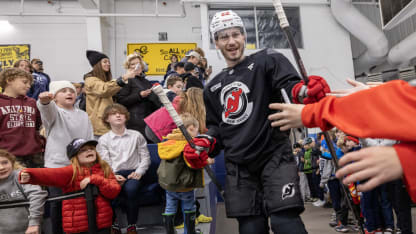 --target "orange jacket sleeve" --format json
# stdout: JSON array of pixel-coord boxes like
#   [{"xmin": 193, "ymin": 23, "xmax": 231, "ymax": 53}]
[
  {"xmin": 394, "ymin": 143, "xmax": 416, "ymax": 203},
  {"xmin": 90, "ymin": 172, "xmax": 121, "ymax": 200},
  {"xmin": 20, "ymin": 166, "xmax": 73, "ymax": 188},
  {"xmin": 302, "ymin": 80, "xmax": 416, "ymax": 141}
]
